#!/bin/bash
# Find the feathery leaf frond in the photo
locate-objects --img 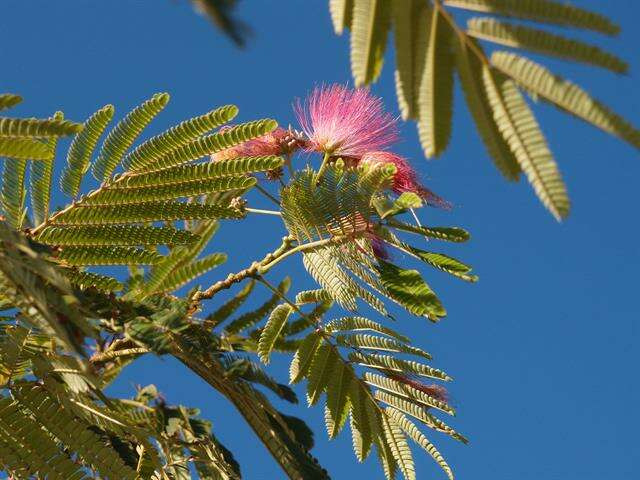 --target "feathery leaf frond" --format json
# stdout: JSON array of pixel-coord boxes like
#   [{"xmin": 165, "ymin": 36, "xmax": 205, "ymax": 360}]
[
  {"xmin": 35, "ymin": 225, "xmax": 198, "ymax": 246},
  {"xmin": 492, "ymin": 51, "xmax": 640, "ymax": 149},
  {"xmin": 351, "ymin": 0, "xmax": 392, "ymax": 86},
  {"xmin": 61, "ymin": 104, "xmax": 114, "ymax": 197},
  {"xmin": 468, "ymin": 17, "xmax": 627, "ymax": 73},
  {"xmin": 444, "ymin": 0, "xmax": 620, "ymax": 36},
  {"xmin": 92, "ymin": 92, "xmax": 169, "ymax": 181}
]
